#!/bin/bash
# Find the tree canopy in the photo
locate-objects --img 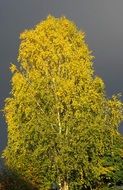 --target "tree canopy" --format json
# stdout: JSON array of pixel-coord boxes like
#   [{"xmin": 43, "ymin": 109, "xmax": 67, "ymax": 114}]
[{"xmin": 3, "ymin": 16, "xmax": 123, "ymax": 190}]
